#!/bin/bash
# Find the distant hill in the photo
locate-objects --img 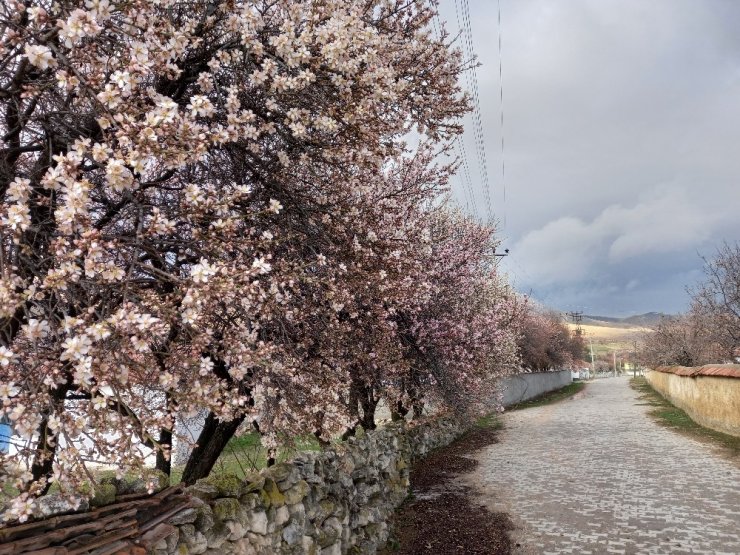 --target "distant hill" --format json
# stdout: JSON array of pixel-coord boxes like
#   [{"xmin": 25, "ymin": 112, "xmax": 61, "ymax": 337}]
[
  {"xmin": 582, "ymin": 312, "xmax": 667, "ymax": 328},
  {"xmin": 565, "ymin": 312, "xmax": 665, "ymax": 346},
  {"xmin": 621, "ymin": 312, "xmax": 667, "ymax": 326}
]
